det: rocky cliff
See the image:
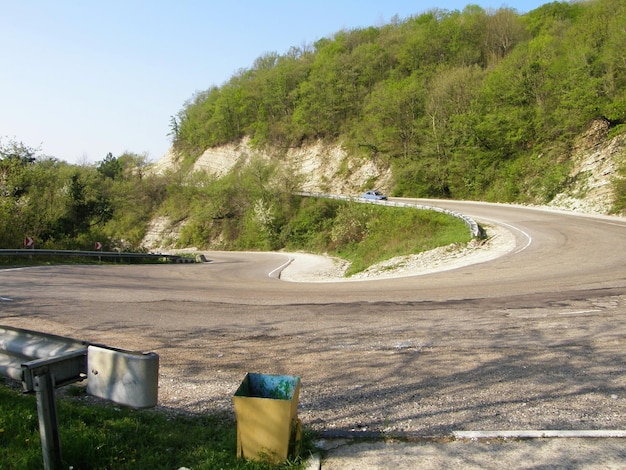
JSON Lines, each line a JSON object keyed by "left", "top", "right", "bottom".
{"left": 151, "top": 136, "right": 393, "bottom": 195}
{"left": 547, "top": 119, "right": 625, "bottom": 214}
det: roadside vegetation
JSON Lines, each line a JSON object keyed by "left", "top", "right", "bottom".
{"left": 0, "top": 143, "right": 166, "bottom": 252}
{"left": 0, "top": 381, "right": 311, "bottom": 469}
{"left": 283, "top": 198, "right": 470, "bottom": 275}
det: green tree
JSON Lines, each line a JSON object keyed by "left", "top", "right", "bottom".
{"left": 0, "top": 138, "right": 38, "bottom": 164}
{"left": 169, "top": 0, "right": 626, "bottom": 205}
{"left": 358, "top": 75, "right": 424, "bottom": 161}
{"left": 97, "top": 152, "right": 123, "bottom": 180}
{"left": 482, "top": 7, "right": 528, "bottom": 66}
{"left": 55, "top": 171, "right": 112, "bottom": 241}
{"left": 0, "top": 139, "right": 41, "bottom": 247}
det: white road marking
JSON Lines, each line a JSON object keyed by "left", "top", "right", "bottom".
{"left": 476, "top": 216, "right": 533, "bottom": 254}
{"left": 558, "top": 309, "right": 601, "bottom": 315}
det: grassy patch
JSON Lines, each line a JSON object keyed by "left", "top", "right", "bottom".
{"left": 281, "top": 198, "right": 473, "bottom": 275}
{"left": 331, "top": 205, "right": 472, "bottom": 276}
{"left": 0, "top": 382, "right": 311, "bottom": 469}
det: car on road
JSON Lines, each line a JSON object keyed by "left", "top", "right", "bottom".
{"left": 361, "top": 190, "right": 387, "bottom": 200}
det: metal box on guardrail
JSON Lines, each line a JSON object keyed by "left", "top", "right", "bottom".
{"left": 87, "top": 344, "right": 159, "bottom": 408}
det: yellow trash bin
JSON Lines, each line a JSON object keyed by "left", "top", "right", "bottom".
{"left": 233, "top": 373, "right": 301, "bottom": 464}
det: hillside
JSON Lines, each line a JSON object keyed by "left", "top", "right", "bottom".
{"left": 141, "top": 117, "right": 623, "bottom": 255}
{"left": 145, "top": 0, "right": 626, "bottom": 254}
{"left": 152, "top": 117, "right": 625, "bottom": 213}
{"left": 547, "top": 118, "right": 626, "bottom": 214}
{"left": 159, "top": 0, "right": 625, "bottom": 213}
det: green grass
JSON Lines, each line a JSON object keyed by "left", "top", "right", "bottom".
{"left": 331, "top": 205, "right": 473, "bottom": 276}
{"left": 282, "top": 198, "right": 475, "bottom": 276}
{"left": 0, "top": 382, "right": 311, "bottom": 470}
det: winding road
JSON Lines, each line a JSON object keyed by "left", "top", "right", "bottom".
{"left": 1, "top": 199, "right": 625, "bottom": 435}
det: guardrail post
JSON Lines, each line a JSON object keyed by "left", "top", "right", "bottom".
{"left": 33, "top": 370, "right": 62, "bottom": 470}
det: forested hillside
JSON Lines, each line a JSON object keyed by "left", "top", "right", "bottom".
{"left": 171, "top": 0, "right": 626, "bottom": 203}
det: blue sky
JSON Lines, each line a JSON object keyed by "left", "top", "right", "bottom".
{"left": 1, "top": 0, "right": 549, "bottom": 165}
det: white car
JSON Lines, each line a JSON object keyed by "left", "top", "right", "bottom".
{"left": 361, "top": 190, "right": 387, "bottom": 200}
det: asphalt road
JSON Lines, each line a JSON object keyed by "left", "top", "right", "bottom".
{"left": 1, "top": 200, "right": 625, "bottom": 437}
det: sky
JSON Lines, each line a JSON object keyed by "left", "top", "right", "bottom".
{"left": 1, "top": 0, "right": 550, "bottom": 165}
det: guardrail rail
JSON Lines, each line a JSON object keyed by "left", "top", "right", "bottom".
{"left": 295, "top": 192, "right": 484, "bottom": 238}
{"left": 0, "top": 325, "right": 159, "bottom": 470}
{"left": 0, "top": 249, "right": 198, "bottom": 263}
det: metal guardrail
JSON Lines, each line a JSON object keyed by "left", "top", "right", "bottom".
{"left": 0, "top": 249, "right": 197, "bottom": 263}
{"left": 0, "top": 326, "right": 89, "bottom": 469}
{"left": 295, "top": 192, "right": 484, "bottom": 238}
{"left": 0, "top": 325, "right": 159, "bottom": 470}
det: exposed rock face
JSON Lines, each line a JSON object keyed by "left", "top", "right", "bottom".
{"left": 141, "top": 216, "right": 185, "bottom": 251}
{"left": 549, "top": 119, "right": 626, "bottom": 214}
{"left": 148, "top": 149, "right": 179, "bottom": 175}
{"left": 151, "top": 137, "right": 393, "bottom": 195}
{"left": 152, "top": 121, "right": 625, "bottom": 214}
{"left": 191, "top": 138, "right": 255, "bottom": 178}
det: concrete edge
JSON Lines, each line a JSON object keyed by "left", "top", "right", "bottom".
{"left": 453, "top": 430, "right": 626, "bottom": 439}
